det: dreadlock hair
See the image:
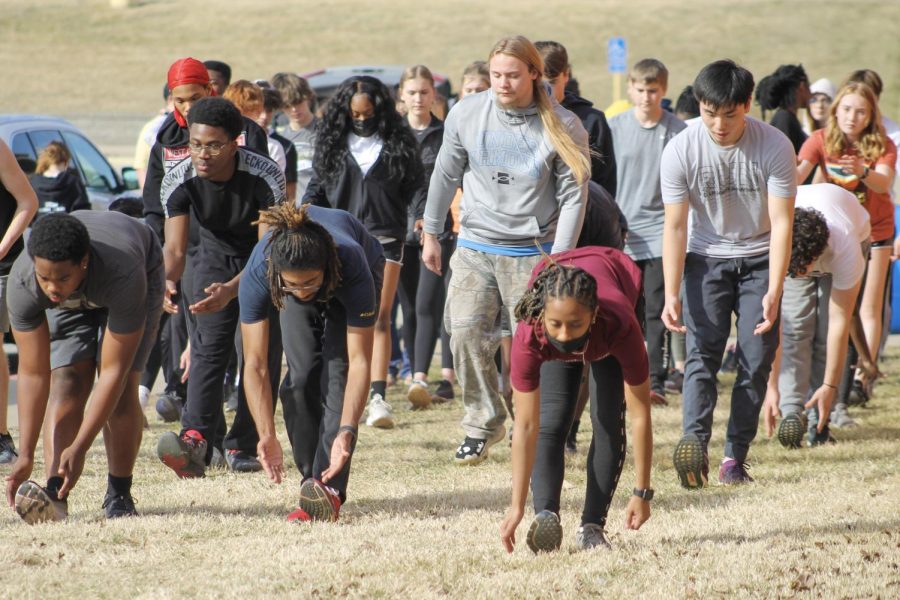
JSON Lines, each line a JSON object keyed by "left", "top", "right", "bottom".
{"left": 788, "top": 207, "right": 830, "bottom": 277}
{"left": 514, "top": 260, "right": 598, "bottom": 325}
{"left": 256, "top": 203, "right": 342, "bottom": 310}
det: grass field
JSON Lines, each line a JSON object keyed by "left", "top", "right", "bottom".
{"left": 1, "top": 349, "right": 899, "bottom": 598}
{"left": 1, "top": 1, "right": 899, "bottom": 597}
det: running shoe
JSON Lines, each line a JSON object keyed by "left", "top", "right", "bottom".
{"left": 210, "top": 446, "right": 226, "bottom": 470}
{"left": 0, "top": 431, "right": 18, "bottom": 464}
{"left": 673, "top": 433, "right": 708, "bottom": 489}
{"left": 15, "top": 480, "right": 68, "bottom": 524}
{"left": 286, "top": 507, "right": 312, "bottom": 523}
{"left": 830, "top": 403, "right": 858, "bottom": 429}
{"left": 155, "top": 391, "right": 184, "bottom": 423}
{"left": 806, "top": 408, "right": 837, "bottom": 447}
{"left": 157, "top": 429, "right": 207, "bottom": 478}
{"left": 454, "top": 425, "right": 507, "bottom": 466}
{"left": 847, "top": 379, "right": 869, "bottom": 407}
{"left": 649, "top": 390, "right": 668, "bottom": 406}
{"left": 407, "top": 379, "right": 432, "bottom": 410}
{"left": 298, "top": 478, "right": 341, "bottom": 522}
{"left": 225, "top": 449, "right": 262, "bottom": 473}
{"left": 575, "top": 523, "right": 611, "bottom": 550}
{"left": 365, "top": 393, "right": 394, "bottom": 428}
{"left": 664, "top": 369, "right": 684, "bottom": 394}
{"left": 718, "top": 458, "right": 753, "bottom": 485}
{"left": 433, "top": 379, "right": 455, "bottom": 403}
{"left": 102, "top": 491, "right": 138, "bottom": 518}
{"left": 525, "top": 510, "right": 562, "bottom": 553}
{"left": 777, "top": 412, "right": 806, "bottom": 448}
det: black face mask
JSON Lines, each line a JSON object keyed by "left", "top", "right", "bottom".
{"left": 546, "top": 330, "right": 590, "bottom": 353}
{"left": 352, "top": 116, "right": 378, "bottom": 137}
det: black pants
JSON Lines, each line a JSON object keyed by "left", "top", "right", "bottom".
{"left": 140, "top": 284, "right": 189, "bottom": 395}
{"left": 531, "top": 357, "right": 627, "bottom": 527}
{"left": 180, "top": 247, "right": 281, "bottom": 460}
{"left": 278, "top": 297, "right": 355, "bottom": 501}
{"left": 635, "top": 257, "right": 667, "bottom": 393}
{"left": 397, "top": 242, "right": 420, "bottom": 368}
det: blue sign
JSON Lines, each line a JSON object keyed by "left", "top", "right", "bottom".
{"left": 607, "top": 37, "right": 627, "bottom": 74}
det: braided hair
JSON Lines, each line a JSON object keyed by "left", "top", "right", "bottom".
{"left": 514, "top": 261, "right": 598, "bottom": 324}
{"left": 256, "top": 203, "right": 341, "bottom": 310}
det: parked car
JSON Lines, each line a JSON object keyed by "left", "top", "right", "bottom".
{"left": 301, "top": 65, "right": 453, "bottom": 106}
{"left": 0, "top": 114, "right": 140, "bottom": 214}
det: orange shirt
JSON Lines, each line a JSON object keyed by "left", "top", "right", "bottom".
{"left": 799, "top": 129, "right": 897, "bottom": 241}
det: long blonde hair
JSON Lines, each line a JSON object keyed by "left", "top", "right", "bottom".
{"left": 824, "top": 82, "right": 886, "bottom": 162}
{"left": 489, "top": 36, "right": 590, "bottom": 184}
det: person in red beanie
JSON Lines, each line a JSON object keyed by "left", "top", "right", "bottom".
{"left": 141, "top": 58, "right": 271, "bottom": 468}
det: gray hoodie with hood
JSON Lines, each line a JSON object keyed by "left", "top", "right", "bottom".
{"left": 423, "top": 88, "right": 589, "bottom": 252}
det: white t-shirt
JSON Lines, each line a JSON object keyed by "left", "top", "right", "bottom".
{"left": 267, "top": 136, "right": 287, "bottom": 174}
{"left": 348, "top": 132, "right": 383, "bottom": 177}
{"left": 661, "top": 116, "right": 797, "bottom": 258}
{"left": 796, "top": 184, "right": 871, "bottom": 290}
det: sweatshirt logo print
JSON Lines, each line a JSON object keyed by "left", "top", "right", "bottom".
{"left": 476, "top": 130, "right": 541, "bottom": 179}
{"left": 493, "top": 172, "right": 515, "bottom": 185}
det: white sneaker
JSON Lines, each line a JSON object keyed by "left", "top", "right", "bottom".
{"left": 407, "top": 379, "right": 432, "bottom": 409}
{"left": 575, "top": 523, "right": 611, "bottom": 550}
{"left": 138, "top": 385, "right": 151, "bottom": 411}
{"left": 15, "top": 481, "right": 68, "bottom": 524}
{"left": 366, "top": 393, "right": 395, "bottom": 428}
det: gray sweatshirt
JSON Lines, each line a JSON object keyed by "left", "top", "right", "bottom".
{"left": 423, "top": 89, "right": 589, "bottom": 252}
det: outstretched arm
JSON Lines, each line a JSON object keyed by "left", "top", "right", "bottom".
{"left": 0, "top": 140, "right": 39, "bottom": 261}
{"left": 241, "top": 319, "right": 283, "bottom": 483}
{"left": 499, "top": 387, "right": 540, "bottom": 553}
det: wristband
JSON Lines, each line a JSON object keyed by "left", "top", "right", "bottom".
{"left": 861, "top": 166, "right": 870, "bottom": 179}
{"left": 338, "top": 425, "right": 358, "bottom": 441}
{"left": 823, "top": 383, "right": 837, "bottom": 390}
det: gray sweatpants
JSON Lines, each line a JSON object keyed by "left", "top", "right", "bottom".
{"left": 777, "top": 275, "right": 831, "bottom": 416}
{"left": 444, "top": 246, "right": 542, "bottom": 439}
{"left": 682, "top": 252, "right": 779, "bottom": 463}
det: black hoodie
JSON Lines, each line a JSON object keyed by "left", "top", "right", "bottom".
{"left": 142, "top": 112, "right": 270, "bottom": 241}
{"left": 405, "top": 115, "right": 449, "bottom": 243}
{"left": 561, "top": 92, "right": 617, "bottom": 197}
{"left": 29, "top": 169, "right": 90, "bottom": 213}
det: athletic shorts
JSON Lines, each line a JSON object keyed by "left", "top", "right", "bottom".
{"left": 0, "top": 275, "right": 10, "bottom": 333}
{"left": 381, "top": 239, "right": 404, "bottom": 264}
{"left": 46, "top": 262, "right": 164, "bottom": 372}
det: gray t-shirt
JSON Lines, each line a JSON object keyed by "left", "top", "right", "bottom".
{"left": 609, "top": 109, "right": 686, "bottom": 260}
{"left": 278, "top": 118, "right": 318, "bottom": 202}
{"left": 660, "top": 116, "right": 797, "bottom": 258}
{"left": 8, "top": 211, "right": 163, "bottom": 334}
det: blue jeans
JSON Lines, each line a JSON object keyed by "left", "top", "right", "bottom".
{"left": 681, "top": 252, "right": 779, "bottom": 462}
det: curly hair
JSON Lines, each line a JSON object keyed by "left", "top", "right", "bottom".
{"left": 514, "top": 260, "right": 598, "bottom": 324}
{"left": 255, "top": 203, "right": 341, "bottom": 310}
{"left": 755, "top": 64, "right": 808, "bottom": 116}
{"left": 313, "top": 75, "right": 421, "bottom": 185}
{"left": 789, "top": 207, "right": 830, "bottom": 277}
{"left": 28, "top": 213, "right": 90, "bottom": 263}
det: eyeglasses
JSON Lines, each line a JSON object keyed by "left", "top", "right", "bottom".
{"left": 188, "top": 142, "right": 229, "bottom": 156}
{"left": 279, "top": 274, "right": 322, "bottom": 294}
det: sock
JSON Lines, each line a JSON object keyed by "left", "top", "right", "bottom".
{"left": 107, "top": 473, "right": 133, "bottom": 497}
{"left": 370, "top": 381, "right": 386, "bottom": 398}
{"left": 46, "top": 476, "right": 64, "bottom": 499}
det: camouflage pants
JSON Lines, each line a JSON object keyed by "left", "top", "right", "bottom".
{"left": 445, "top": 246, "right": 542, "bottom": 438}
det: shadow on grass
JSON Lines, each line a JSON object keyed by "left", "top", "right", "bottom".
{"left": 347, "top": 486, "right": 511, "bottom": 518}
{"left": 664, "top": 516, "right": 900, "bottom": 546}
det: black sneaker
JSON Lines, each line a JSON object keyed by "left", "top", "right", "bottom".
{"left": 433, "top": 379, "right": 455, "bottom": 403}
{"left": 673, "top": 433, "right": 708, "bottom": 489}
{"left": 225, "top": 449, "right": 262, "bottom": 473}
{"left": 526, "top": 510, "right": 562, "bottom": 553}
{"left": 777, "top": 412, "right": 806, "bottom": 448}
{"left": 847, "top": 380, "right": 869, "bottom": 407}
{"left": 664, "top": 369, "right": 684, "bottom": 394}
{"left": 102, "top": 492, "right": 138, "bottom": 518}
{"left": 806, "top": 408, "right": 837, "bottom": 447}
{"left": 454, "top": 425, "right": 507, "bottom": 465}
{"left": 155, "top": 391, "right": 184, "bottom": 422}
{"left": 0, "top": 431, "right": 18, "bottom": 465}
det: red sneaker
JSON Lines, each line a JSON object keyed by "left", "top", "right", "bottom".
{"left": 298, "top": 478, "right": 341, "bottom": 522}
{"left": 286, "top": 507, "right": 312, "bottom": 523}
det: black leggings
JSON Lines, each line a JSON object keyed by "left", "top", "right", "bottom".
{"left": 531, "top": 357, "right": 627, "bottom": 527}
{"left": 396, "top": 238, "right": 455, "bottom": 375}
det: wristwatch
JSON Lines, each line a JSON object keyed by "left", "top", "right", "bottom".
{"left": 861, "top": 165, "right": 870, "bottom": 179}
{"left": 633, "top": 488, "right": 654, "bottom": 501}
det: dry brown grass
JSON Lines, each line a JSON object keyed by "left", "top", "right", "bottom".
{"left": 1, "top": 346, "right": 899, "bottom": 598}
